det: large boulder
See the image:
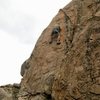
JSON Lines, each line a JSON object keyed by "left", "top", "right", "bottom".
{"left": 19, "top": 0, "right": 100, "bottom": 100}
{"left": 1, "top": 0, "right": 100, "bottom": 100}
{"left": 0, "top": 84, "right": 20, "bottom": 100}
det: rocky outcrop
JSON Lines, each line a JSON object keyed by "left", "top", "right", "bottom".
{"left": 0, "top": 84, "right": 20, "bottom": 100}
{"left": 0, "top": 0, "right": 100, "bottom": 99}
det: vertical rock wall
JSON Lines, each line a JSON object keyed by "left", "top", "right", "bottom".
{"left": 19, "top": 0, "right": 100, "bottom": 100}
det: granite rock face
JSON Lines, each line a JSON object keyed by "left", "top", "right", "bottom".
{"left": 1, "top": 0, "right": 100, "bottom": 100}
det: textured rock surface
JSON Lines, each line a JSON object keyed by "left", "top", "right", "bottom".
{"left": 0, "top": 84, "right": 20, "bottom": 100}
{"left": 0, "top": 0, "right": 100, "bottom": 99}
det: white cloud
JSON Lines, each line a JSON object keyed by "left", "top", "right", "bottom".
{"left": 0, "top": 30, "right": 33, "bottom": 85}
{"left": 0, "top": 5, "right": 34, "bottom": 44}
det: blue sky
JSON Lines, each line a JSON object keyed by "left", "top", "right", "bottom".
{"left": 0, "top": 0, "right": 71, "bottom": 85}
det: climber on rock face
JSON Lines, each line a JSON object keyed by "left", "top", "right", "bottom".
{"left": 49, "top": 26, "right": 61, "bottom": 44}
{"left": 52, "top": 26, "right": 61, "bottom": 35}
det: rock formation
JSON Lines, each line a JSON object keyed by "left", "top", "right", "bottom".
{"left": 0, "top": 0, "right": 100, "bottom": 99}
{"left": 0, "top": 84, "right": 20, "bottom": 100}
